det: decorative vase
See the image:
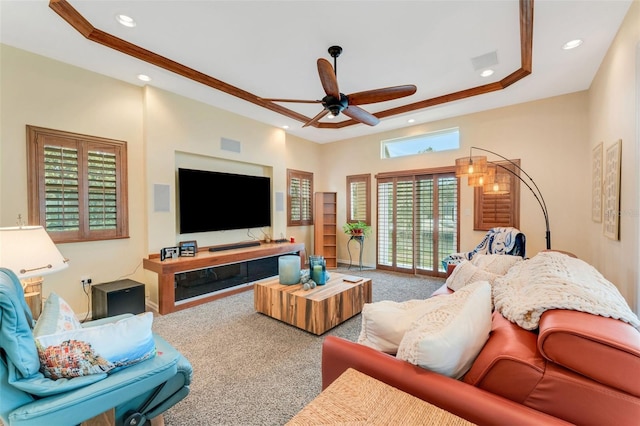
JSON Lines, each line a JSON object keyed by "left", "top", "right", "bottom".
{"left": 309, "top": 255, "right": 327, "bottom": 285}
{"left": 278, "top": 255, "right": 301, "bottom": 285}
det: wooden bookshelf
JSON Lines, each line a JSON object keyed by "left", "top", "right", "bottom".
{"left": 314, "top": 192, "right": 337, "bottom": 268}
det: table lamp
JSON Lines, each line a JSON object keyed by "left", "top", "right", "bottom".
{"left": 0, "top": 225, "right": 69, "bottom": 319}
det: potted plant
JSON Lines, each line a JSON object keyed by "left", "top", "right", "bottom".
{"left": 343, "top": 221, "right": 372, "bottom": 237}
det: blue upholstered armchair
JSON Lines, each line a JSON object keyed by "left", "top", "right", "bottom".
{"left": 441, "top": 227, "right": 526, "bottom": 270}
{"left": 0, "top": 268, "right": 192, "bottom": 426}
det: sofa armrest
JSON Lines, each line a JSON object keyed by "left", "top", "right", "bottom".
{"left": 538, "top": 309, "right": 640, "bottom": 397}
{"left": 322, "top": 336, "right": 571, "bottom": 425}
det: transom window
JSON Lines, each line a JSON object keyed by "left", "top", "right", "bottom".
{"left": 27, "top": 125, "right": 129, "bottom": 243}
{"left": 381, "top": 128, "right": 460, "bottom": 159}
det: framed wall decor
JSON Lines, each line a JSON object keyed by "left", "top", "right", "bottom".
{"left": 603, "top": 139, "right": 622, "bottom": 240}
{"left": 591, "top": 142, "right": 603, "bottom": 223}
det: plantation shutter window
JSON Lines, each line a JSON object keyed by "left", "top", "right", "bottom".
{"left": 43, "top": 144, "right": 80, "bottom": 232}
{"left": 346, "top": 174, "right": 371, "bottom": 225}
{"left": 376, "top": 167, "right": 458, "bottom": 276}
{"left": 287, "top": 169, "right": 314, "bottom": 226}
{"left": 474, "top": 159, "right": 520, "bottom": 230}
{"left": 27, "top": 126, "right": 129, "bottom": 243}
{"left": 377, "top": 179, "right": 394, "bottom": 267}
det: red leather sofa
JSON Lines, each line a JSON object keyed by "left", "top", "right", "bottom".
{"left": 322, "top": 274, "right": 640, "bottom": 425}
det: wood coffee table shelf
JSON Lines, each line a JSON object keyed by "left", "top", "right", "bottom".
{"left": 254, "top": 273, "right": 372, "bottom": 335}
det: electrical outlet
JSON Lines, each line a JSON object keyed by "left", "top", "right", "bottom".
{"left": 80, "top": 276, "right": 92, "bottom": 287}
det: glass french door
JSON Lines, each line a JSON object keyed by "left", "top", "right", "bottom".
{"left": 377, "top": 172, "right": 458, "bottom": 276}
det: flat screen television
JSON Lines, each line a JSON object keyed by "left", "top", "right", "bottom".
{"left": 178, "top": 168, "right": 271, "bottom": 234}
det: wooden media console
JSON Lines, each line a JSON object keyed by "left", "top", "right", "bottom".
{"left": 143, "top": 242, "right": 305, "bottom": 314}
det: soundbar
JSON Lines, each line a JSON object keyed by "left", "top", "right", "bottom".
{"left": 208, "top": 241, "right": 261, "bottom": 252}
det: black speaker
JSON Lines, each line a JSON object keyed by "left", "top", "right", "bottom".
{"left": 92, "top": 279, "right": 145, "bottom": 319}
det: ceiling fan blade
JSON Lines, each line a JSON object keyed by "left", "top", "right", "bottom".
{"left": 317, "top": 58, "right": 340, "bottom": 99}
{"left": 347, "top": 85, "right": 417, "bottom": 105}
{"left": 259, "top": 98, "right": 322, "bottom": 104}
{"left": 302, "top": 109, "right": 330, "bottom": 128}
{"left": 342, "top": 105, "right": 380, "bottom": 126}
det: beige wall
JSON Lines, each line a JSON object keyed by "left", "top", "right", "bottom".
{"left": 2, "top": 0, "right": 639, "bottom": 316}
{"left": 318, "top": 92, "right": 590, "bottom": 268}
{"left": 587, "top": 0, "right": 640, "bottom": 312}
{"left": 0, "top": 45, "right": 147, "bottom": 313}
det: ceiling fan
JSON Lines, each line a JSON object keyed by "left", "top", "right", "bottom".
{"left": 262, "top": 46, "right": 417, "bottom": 127}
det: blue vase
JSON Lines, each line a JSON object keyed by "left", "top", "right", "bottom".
{"left": 309, "top": 255, "right": 327, "bottom": 285}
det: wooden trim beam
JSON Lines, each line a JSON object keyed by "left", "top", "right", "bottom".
{"left": 49, "top": 0, "right": 534, "bottom": 130}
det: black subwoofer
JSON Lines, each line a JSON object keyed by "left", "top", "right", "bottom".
{"left": 92, "top": 279, "right": 145, "bottom": 319}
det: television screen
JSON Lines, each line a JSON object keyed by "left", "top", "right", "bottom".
{"left": 178, "top": 168, "right": 271, "bottom": 234}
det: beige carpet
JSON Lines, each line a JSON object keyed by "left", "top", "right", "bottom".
{"left": 152, "top": 267, "right": 444, "bottom": 425}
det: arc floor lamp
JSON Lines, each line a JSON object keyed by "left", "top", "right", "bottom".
{"left": 455, "top": 146, "right": 551, "bottom": 250}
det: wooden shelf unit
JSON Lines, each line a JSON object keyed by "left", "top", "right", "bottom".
{"left": 143, "top": 242, "right": 305, "bottom": 314}
{"left": 314, "top": 192, "right": 337, "bottom": 268}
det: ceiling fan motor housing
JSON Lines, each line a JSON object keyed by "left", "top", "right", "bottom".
{"left": 322, "top": 93, "right": 348, "bottom": 116}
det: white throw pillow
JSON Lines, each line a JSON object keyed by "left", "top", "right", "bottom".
{"left": 33, "top": 293, "right": 82, "bottom": 337}
{"left": 445, "top": 260, "right": 499, "bottom": 292}
{"left": 471, "top": 254, "right": 523, "bottom": 275}
{"left": 357, "top": 297, "right": 452, "bottom": 354}
{"left": 35, "top": 312, "right": 156, "bottom": 379}
{"left": 396, "top": 281, "right": 492, "bottom": 379}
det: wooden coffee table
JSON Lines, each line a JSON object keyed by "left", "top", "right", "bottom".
{"left": 254, "top": 272, "right": 372, "bottom": 335}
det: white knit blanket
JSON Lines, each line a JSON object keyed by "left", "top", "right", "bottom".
{"left": 493, "top": 251, "right": 640, "bottom": 330}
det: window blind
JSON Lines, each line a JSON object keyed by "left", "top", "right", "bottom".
{"left": 43, "top": 145, "right": 80, "bottom": 231}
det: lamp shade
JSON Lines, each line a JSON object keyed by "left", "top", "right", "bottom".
{"left": 455, "top": 155, "right": 487, "bottom": 177}
{"left": 0, "top": 226, "right": 68, "bottom": 279}
{"left": 483, "top": 172, "right": 511, "bottom": 195}
{"left": 467, "top": 165, "right": 496, "bottom": 187}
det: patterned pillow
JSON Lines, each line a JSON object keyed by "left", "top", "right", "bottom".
{"left": 33, "top": 293, "right": 82, "bottom": 337}
{"left": 35, "top": 312, "right": 156, "bottom": 379}
{"left": 396, "top": 281, "right": 492, "bottom": 379}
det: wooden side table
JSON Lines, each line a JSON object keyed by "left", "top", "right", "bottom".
{"left": 287, "top": 368, "right": 475, "bottom": 425}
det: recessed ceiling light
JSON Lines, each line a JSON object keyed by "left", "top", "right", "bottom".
{"left": 407, "top": 119, "right": 415, "bottom": 123}
{"left": 116, "top": 14, "right": 136, "bottom": 28}
{"left": 137, "top": 74, "right": 151, "bottom": 82}
{"left": 562, "top": 39, "right": 583, "bottom": 50}
{"left": 480, "top": 69, "right": 495, "bottom": 78}
{"left": 282, "top": 125, "right": 289, "bottom": 129}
